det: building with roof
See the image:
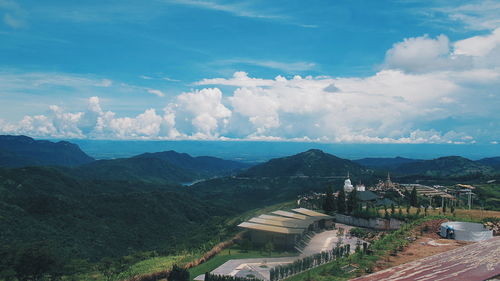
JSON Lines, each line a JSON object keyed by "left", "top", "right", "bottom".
{"left": 237, "top": 208, "right": 333, "bottom": 250}
{"left": 401, "top": 184, "right": 455, "bottom": 200}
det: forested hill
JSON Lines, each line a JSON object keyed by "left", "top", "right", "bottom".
{"left": 393, "top": 156, "right": 495, "bottom": 177}
{"left": 477, "top": 156, "right": 500, "bottom": 169}
{"left": 239, "top": 149, "right": 372, "bottom": 178}
{"left": 133, "top": 150, "right": 251, "bottom": 177}
{"left": 0, "top": 135, "right": 94, "bottom": 167}
{"left": 353, "top": 157, "right": 421, "bottom": 169}
{"left": 0, "top": 166, "right": 235, "bottom": 262}
{"left": 0, "top": 135, "right": 251, "bottom": 184}
{"left": 66, "top": 157, "right": 199, "bottom": 184}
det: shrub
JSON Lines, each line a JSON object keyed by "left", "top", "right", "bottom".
{"left": 349, "top": 228, "right": 369, "bottom": 239}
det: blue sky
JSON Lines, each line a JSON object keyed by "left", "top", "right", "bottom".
{"left": 1, "top": 0, "right": 500, "bottom": 144}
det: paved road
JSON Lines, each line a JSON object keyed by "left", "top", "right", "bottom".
{"left": 195, "top": 223, "right": 366, "bottom": 281}
{"left": 350, "top": 236, "right": 500, "bottom": 281}
{"left": 300, "top": 225, "right": 364, "bottom": 257}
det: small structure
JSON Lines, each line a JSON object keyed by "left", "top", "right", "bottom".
{"left": 238, "top": 208, "right": 333, "bottom": 250}
{"left": 439, "top": 221, "right": 493, "bottom": 242}
{"left": 344, "top": 172, "right": 354, "bottom": 192}
{"left": 402, "top": 184, "right": 455, "bottom": 200}
{"left": 355, "top": 184, "right": 366, "bottom": 192}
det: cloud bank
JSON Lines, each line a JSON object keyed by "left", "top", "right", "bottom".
{"left": 1, "top": 28, "right": 500, "bottom": 143}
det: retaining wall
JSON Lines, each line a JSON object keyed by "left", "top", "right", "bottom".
{"left": 335, "top": 214, "right": 402, "bottom": 230}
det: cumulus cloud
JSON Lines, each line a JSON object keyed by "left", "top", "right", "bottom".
{"left": 1, "top": 28, "right": 500, "bottom": 143}
{"left": 173, "top": 88, "right": 231, "bottom": 138}
{"left": 454, "top": 27, "right": 500, "bottom": 57}
{"left": 385, "top": 34, "right": 451, "bottom": 73}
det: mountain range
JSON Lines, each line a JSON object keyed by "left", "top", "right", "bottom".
{"left": 0, "top": 135, "right": 250, "bottom": 184}
{"left": 354, "top": 155, "right": 499, "bottom": 177}
{"left": 0, "top": 135, "right": 94, "bottom": 167}
{"left": 0, "top": 134, "right": 499, "bottom": 268}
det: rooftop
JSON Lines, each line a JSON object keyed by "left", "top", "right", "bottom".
{"left": 238, "top": 208, "right": 332, "bottom": 235}
{"left": 237, "top": 222, "right": 304, "bottom": 234}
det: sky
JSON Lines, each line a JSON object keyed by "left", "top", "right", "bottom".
{"left": 1, "top": 0, "right": 500, "bottom": 144}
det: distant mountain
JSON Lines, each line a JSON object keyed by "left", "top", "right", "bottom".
{"left": 240, "top": 149, "right": 371, "bottom": 178}
{"left": 68, "top": 157, "right": 198, "bottom": 184}
{"left": 353, "top": 156, "right": 421, "bottom": 169}
{"left": 394, "top": 156, "right": 494, "bottom": 177}
{"left": 477, "top": 157, "right": 500, "bottom": 169}
{"left": 133, "top": 150, "right": 250, "bottom": 177}
{"left": 0, "top": 135, "right": 94, "bottom": 167}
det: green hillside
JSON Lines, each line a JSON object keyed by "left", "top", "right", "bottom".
{"left": 393, "top": 156, "right": 494, "bottom": 177}
{"left": 0, "top": 166, "right": 235, "bottom": 263}
{"left": 66, "top": 157, "right": 199, "bottom": 184}
{"left": 353, "top": 156, "right": 421, "bottom": 169}
{"left": 134, "top": 150, "right": 250, "bottom": 177}
{"left": 477, "top": 156, "right": 500, "bottom": 169}
{"left": 240, "top": 149, "right": 372, "bottom": 178}
{"left": 0, "top": 135, "right": 94, "bottom": 167}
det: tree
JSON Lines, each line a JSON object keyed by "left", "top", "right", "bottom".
{"left": 442, "top": 199, "right": 447, "bottom": 214}
{"left": 13, "top": 243, "right": 62, "bottom": 281}
{"left": 0, "top": 245, "right": 16, "bottom": 281}
{"left": 323, "top": 184, "right": 336, "bottom": 214}
{"left": 390, "top": 203, "right": 396, "bottom": 216}
{"left": 337, "top": 189, "right": 346, "bottom": 214}
{"left": 97, "top": 258, "right": 120, "bottom": 281}
{"left": 264, "top": 241, "right": 274, "bottom": 256}
{"left": 346, "top": 188, "right": 358, "bottom": 214}
{"left": 404, "top": 189, "right": 411, "bottom": 205}
{"left": 169, "top": 265, "right": 189, "bottom": 281}
{"left": 410, "top": 187, "right": 418, "bottom": 207}
{"left": 240, "top": 239, "right": 252, "bottom": 252}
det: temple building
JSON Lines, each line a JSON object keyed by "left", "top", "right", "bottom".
{"left": 344, "top": 172, "right": 366, "bottom": 192}
{"left": 344, "top": 172, "right": 354, "bottom": 192}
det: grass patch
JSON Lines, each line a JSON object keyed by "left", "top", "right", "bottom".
{"left": 188, "top": 248, "right": 295, "bottom": 281}
{"left": 116, "top": 255, "right": 194, "bottom": 280}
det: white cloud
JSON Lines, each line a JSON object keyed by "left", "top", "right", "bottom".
{"left": 384, "top": 34, "right": 451, "bottom": 73}
{"left": 168, "top": 0, "right": 284, "bottom": 20}
{"left": 220, "top": 59, "right": 316, "bottom": 72}
{"left": 196, "top": 71, "right": 276, "bottom": 87}
{"left": 146, "top": 89, "right": 165, "bottom": 97}
{"left": 432, "top": 0, "right": 500, "bottom": 31}
{"left": 173, "top": 88, "right": 231, "bottom": 138}
{"left": 165, "top": 0, "right": 316, "bottom": 28}
{"left": 1, "top": 29, "right": 500, "bottom": 143}
{"left": 0, "top": 0, "right": 27, "bottom": 29}
{"left": 454, "top": 27, "right": 500, "bottom": 56}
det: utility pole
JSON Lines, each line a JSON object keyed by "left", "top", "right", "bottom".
{"left": 468, "top": 190, "right": 472, "bottom": 210}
